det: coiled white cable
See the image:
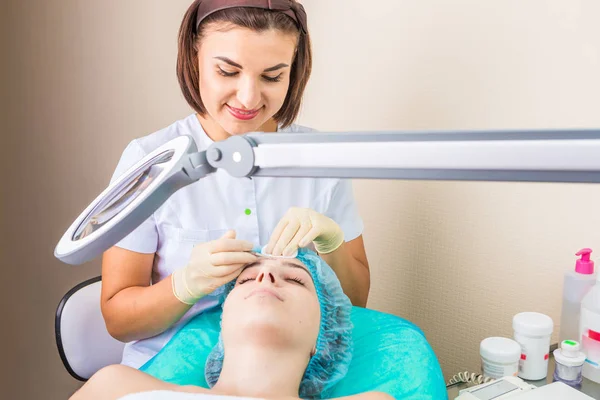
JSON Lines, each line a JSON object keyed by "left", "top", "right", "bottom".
{"left": 446, "top": 371, "right": 495, "bottom": 387}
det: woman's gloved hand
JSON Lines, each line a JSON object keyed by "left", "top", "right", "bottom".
{"left": 265, "top": 207, "right": 344, "bottom": 257}
{"left": 172, "top": 230, "right": 257, "bottom": 305}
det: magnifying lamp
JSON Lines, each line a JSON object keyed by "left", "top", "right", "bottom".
{"left": 55, "top": 129, "right": 600, "bottom": 265}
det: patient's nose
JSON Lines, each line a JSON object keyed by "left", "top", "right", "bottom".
{"left": 256, "top": 270, "right": 275, "bottom": 284}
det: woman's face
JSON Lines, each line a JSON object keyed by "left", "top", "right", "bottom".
{"left": 197, "top": 24, "right": 298, "bottom": 137}
{"left": 222, "top": 257, "right": 321, "bottom": 355}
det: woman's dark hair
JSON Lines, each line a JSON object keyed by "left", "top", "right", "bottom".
{"left": 177, "top": 1, "right": 312, "bottom": 128}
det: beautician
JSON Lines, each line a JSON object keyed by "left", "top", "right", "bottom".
{"left": 100, "top": 0, "right": 370, "bottom": 369}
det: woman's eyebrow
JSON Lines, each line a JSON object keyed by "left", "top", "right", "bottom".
{"left": 280, "top": 262, "right": 313, "bottom": 281}
{"left": 280, "top": 261, "right": 309, "bottom": 273}
{"left": 241, "top": 261, "right": 311, "bottom": 277}
{"left": 263, "top": 63, "right": 289, "bottom": 72}
{"left": 214, "top": 56, "right": 242, "bottom": 69}
{"left": 214, "top": 57, "right": 289, "bottom": 72}
{"left": 242, "top": 261, "right": 261, "bottom": 271}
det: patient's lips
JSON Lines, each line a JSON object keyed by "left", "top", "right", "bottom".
{"left": 247, "top": 287, "right": 283, "bottom": 301}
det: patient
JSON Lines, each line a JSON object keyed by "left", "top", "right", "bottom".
{"left": 71, "top": 249, "right": 392, "bottom": 400}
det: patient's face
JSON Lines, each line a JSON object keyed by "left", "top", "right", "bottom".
{"left": 221, "top": 257, "right": 321, "bottom": 355}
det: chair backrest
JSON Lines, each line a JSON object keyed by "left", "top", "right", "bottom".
{"left": 55, "top": 276, "right": 125, "bottom": 380}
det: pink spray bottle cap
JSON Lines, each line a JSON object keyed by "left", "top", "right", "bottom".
{"left": 575, "top": 248, "right": 594, "bottom": 274}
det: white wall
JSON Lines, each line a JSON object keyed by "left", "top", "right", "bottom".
{"left": 301, "top": 0, "right": 600, "bottom": 379}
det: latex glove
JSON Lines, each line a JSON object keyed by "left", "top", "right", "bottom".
{"left": 172, "top": 230, "right": 257, "bottom": 305}
{"left": 265, "top": 207, "right": 344, "bottom": 257}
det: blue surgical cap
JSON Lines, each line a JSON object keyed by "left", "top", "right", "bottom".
{"left": 204, "top": 247, "right": 353, "bottom": 399}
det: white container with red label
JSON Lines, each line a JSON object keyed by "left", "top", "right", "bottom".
{"left": 513, "top": 312, "right": 553, "bottom": 380}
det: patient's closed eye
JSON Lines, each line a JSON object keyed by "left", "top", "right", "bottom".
{"left": 236, "top": 272, "right": 306, "bottom": 286}
{"left": 237, "top": 276, "right": 255, "bottom": 285}
{"left": 286, "top": 277, "right": 305, "bottom": 286}
{"left": 237, "top": 271, "right": 257, "bottom": 284}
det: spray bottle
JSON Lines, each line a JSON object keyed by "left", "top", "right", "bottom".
{"left": 559, "top": 248, "right": 596, "bottom": 343}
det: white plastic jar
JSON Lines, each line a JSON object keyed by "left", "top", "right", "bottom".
{"left": 513, "top": 312, "right": 554, "bottom": 380}
{"left": 480, "top": 337, "right": 521, "bottom": 379}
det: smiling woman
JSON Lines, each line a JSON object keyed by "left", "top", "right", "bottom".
{"left": 100, "top": 0, "right": 369, "bottom": 371}
{"left": 213, "top": 54, "right": 291, "bottom": 122}
{"left": 193, "top": 27, "right": 299, "bottom": 139}
{"left": 178, "top": 1, "right": 311, "bottom": 140}
{"left": 71, "top": 250, "right": 391, "bottom": 400}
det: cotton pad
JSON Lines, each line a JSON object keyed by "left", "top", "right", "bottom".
{"left": 255, "top": 244, "right": 298, "bottom": 259}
